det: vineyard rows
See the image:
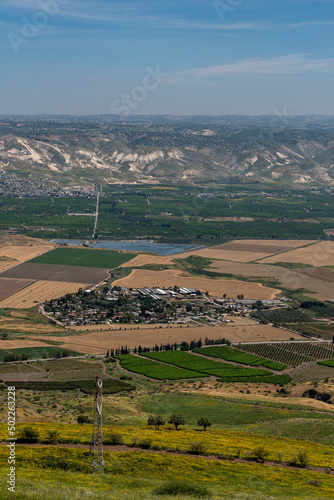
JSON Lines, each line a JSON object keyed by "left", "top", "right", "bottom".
{"left": 236, "top": 342, "right": 334, "bottom": 367}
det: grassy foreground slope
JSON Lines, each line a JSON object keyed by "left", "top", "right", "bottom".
{"left": 1, "top": 450, "right": 334, "bottom": 500}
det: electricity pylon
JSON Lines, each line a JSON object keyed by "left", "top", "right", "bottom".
{"left": 90, "top": 375, "right": 104, "bottom": 473}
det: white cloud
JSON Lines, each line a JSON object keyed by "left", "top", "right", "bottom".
{"left": 178, "top": 55, "right": 334, "bottom": 77}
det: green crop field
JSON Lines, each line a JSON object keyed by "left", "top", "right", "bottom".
{"left": 28, "top": 247, "right": 136, "bottom": 269}
{"left": 140, "top": 351, "right": 288, "bottom": 382}
{"left": 2, "top": 378, "right": 134, "bottom": 393}
{"left": 194, "top": 346, "right": 287, "bottom": 371}
{"left": 116, "top": 354, "right": 206, "bottom": 380}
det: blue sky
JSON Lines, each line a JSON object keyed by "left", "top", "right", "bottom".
{"left": 1, "top": 0, "right": 334, "bottom": 115}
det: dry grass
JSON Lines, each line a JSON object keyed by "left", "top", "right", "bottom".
{"left": 33, "top": 323, "right": 304, "bottom": 353}
{"left": 0, "top": 245, "right": 54, "bottom": 262}
{"left": 112, "top": 268, "right": 280, "bottom": 299}
{"left": 173, "top": 240, "right": 317, "bottom": 262}
{"left": 119, "top": 254, "right": 174, "bottom": 267}
{"left": 0, "top": 280, "right": 90, "bottom": 308}
{"left": 259, "top": 241, "right": 334, "bottom": 266}
{"left": 207, "top": 260, "right": 334, "bottom": 301}
{"left": 0, "top": 257, "right": 18, "bottom": 273}
{"left": 0, "top": 339, "right": 56, "bottom": 350}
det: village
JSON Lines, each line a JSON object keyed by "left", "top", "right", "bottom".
{"left": 43, "top": 284, "right": 288, "bottom": 328}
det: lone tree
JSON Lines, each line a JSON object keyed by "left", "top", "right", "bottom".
{"left": 77, "top": 415, "right": 89, "bottom": 426}
{"left": 168, "top": 414, "right": 185, "bottom": 430}
{"left": 147, "top": 415, "right": 165, "bottom": 430}
{"left": 197, "top": 417, "right": 212, "bottom": 431}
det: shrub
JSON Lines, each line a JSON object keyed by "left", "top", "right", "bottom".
{"left": 104, "top": 432, "right": 124, "bottom": 446}
{"left": 308, "top": 479, "right": 322, "bottom": 488}
{"left": 153, "top": 480, "right": 212, "bottom": 497}
{"left": 250, "top": 446, "right": 270, "bottom": 462}
{"left": 290, "top": 450, "right": 309, "bottom": 468}
{"left": 18, "top": 426, "right": 39, "bottom": 443}
{"left": 188, "top": 442, "right": 208, "bottom": 456}
{"left": 138, "top": 438, "right": 152, "bottom": 450}
{"left": 45, "top": 430, "right": 60, "bottom": 444}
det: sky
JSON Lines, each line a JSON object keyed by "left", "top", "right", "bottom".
{"left": 1, "top": 0, "right": 334, "bottom": 115}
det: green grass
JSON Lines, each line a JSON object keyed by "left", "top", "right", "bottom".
{"left": 116, "top": 354, "right": 206, "bottom": 380}
{"left": 141, "top": 394, "right": 334, "bottom": 429}
{"left": 193, "top": 346, "right": 287, "bottom": 371}
{"left": 318, "top": 359, "right": 334, "bottom": 367}
{"left": 28, "top": 247, "right": 136, "bottom": 269}
{"left": 248, "top": 418, "right": 334, "bottom": 446}
{"left": 142, "top": 351, "right": 274, "bottom": 380}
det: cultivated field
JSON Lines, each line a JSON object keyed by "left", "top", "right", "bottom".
{"left": 0, "top": 280, "right": 90, "bottom": 308}
{"left": 33, "top": 323, "right": 304, "bottom": 354}
{"left": 0, "top": 257, "right": 18, "bottom": 273}
{"left": 0, "top": 262, "right": 109, "bottom": 283}
{"left": 0, "top": 244, "right": 54, "bottom": 262}
{"left": 119, "top": 254, "right": 174, "bottom": 267}
{"left": 0, "top": 308, "right": 64, "bottom": 334}
{"left": 0, "top": 277, "right": 35, "bottom": 301}
{"left": 259, "top": 241, "right": 334, "bottom": 266}
{"left": 173, "top": 239, "right": 317, "bottom": 263}
{"left": 207, "top": 260, "right": 334, "bottom": 301}
{"left": 29, "top": 247, "right": 136, "bottom": 268}
{"left": 112, "top": 268, "right": 280, "bottom": 299}
{"left": 0, "top": 339, "right": 56, "bottom": 350}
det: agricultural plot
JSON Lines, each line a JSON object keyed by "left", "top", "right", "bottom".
{"left": 194, "top": 346, "right": 287, "bottom": 371}
{"left": 119, "top": 254, "right": 174, "bottom": 267}
{"left": 35, "top": 323, "right": 305, "bottom": 355}
{"left": 141, "top": 351, "right": 285, "bottom": 382}
{"left": 0, "top": 244, "right": 54, "bottom": 262}
{"left": 318, "top": 359, "right": 334, "bottom": 368}
{"left": 29, "top": 247, "right": 136, "bottom": 269}
{"left": 0, "top": 262, "right": 105, "bottom": 283}
{"left": 0, "top": 280, "right": 90, "bottom": 308}
{"left": 0, "top": 258, "right": 17, "bottom": 273}
{"left": 259, "top": 241, "right": 334, "bottom": 266}
{"left": 116, "top": 354, "right": 205, "bottom": 380}
{"left": 0, "top": 277, "right": 35, "bottom": 301}
{"left": 112, "top": 268, "right": 280, "bottom": 299}
{"left": 2, "top": 379, "right": 134, "bottom": 394}
{"left": 237, "top": 342, "right": 334, "bottom": 367}
{"left": 207, "top": 260, "right": 334, "bottom": 301}
{"left": 3, "top": 346, "right": 82, "bottom": 360}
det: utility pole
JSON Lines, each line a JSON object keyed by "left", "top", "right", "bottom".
{"left": 90, "top": 375, "right": 104, "bottom": 473}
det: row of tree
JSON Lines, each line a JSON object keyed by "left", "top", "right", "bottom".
{"left": 148, "top": 414, "right": 212, "bottom": 431}
{"left": 106, "top": 337, "right": 232, "bottom": 357}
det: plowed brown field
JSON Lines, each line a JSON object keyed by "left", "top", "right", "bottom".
{"left": 0, "top": 278, "right": 35, "bottom": 301}
{"left": 0, "top": 280, "right": 90, "bottom": 308}
{"left": 112, "top": 268, "right": 280, "bottom": 299}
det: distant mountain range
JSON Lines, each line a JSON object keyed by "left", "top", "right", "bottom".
{"left": 0, "top": 116, "right": 333, "bottom": 187}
